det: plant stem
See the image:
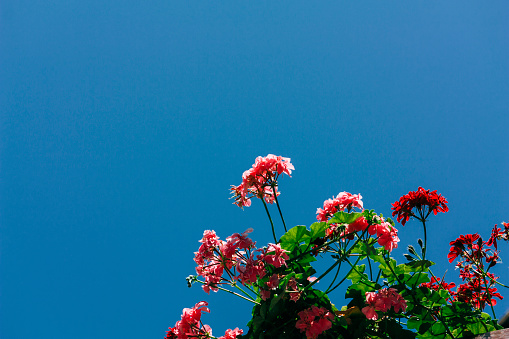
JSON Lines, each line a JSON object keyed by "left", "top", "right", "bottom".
{"left": 262, "top": 199, "right": 277, "bottom": 243}
{"left": 272, "top": 184, "right": 287, "bottom": 233}
{"left": 194, "top": 280, "right": 260, "bottom": 305}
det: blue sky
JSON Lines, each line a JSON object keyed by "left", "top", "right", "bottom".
{"left": 1, "top": 1, "right": 508, "bottom": 338}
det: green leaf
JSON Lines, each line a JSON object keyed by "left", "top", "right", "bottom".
{"left": 407, "top": 260, "right": 435, "bottom": 271}
{"left": 407, "top": 272, "right": 430, "bottom": 286}
{"left": 280, "top": 226, "right": 311, "bottom": 251}
{"left": 407, "top": 317, "right": 422, "bottom": 330}
{"left": 309, "top": 222, "right": 327, "bottom": 240}
{"left": 328, "top": 211, "right": 362, "bottom": 225}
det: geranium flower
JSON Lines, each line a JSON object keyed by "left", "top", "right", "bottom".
{"left": 362, "top": 288, "right": 407, "bottom": 321}
{"left": 263, "top": 243, "right": 290, "bottom": 268}
{"left": 316, "top": 192, "right": 363, "bottom": 222}
{"left": 295, "top": 305, "right": 335, "bottom": 339}
{"left": 230, "top": 154, "right": 294, "bottom": 208}
{"left": 218, "top": 328, "right": 243, "bottom": 339}
{"left": 391, "top": 187, "right": 448, "bottom": 226}
{"left": 166, "top": 301, "right": 212, "bottom": 339}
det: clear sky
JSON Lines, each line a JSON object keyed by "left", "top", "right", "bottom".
{"left": 1, "top": 1, "right": 508, "bottom": 339}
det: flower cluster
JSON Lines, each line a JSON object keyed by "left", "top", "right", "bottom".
{"left": 316, "top": 192, "right": 363, "bottom": 222}
{"left": 165, "top": 301, "right": 243, "bottom": 339}
{"left": 230, "top": 154, "right": 294, "bottom": 208}
{"left": 317, "top": 200, "right": 400, "bottom": 253}
{"left": 194, "top": 229, "right": 290, "bottom": 293}
{"left": 295, "top": 305, "right": 335, "bottom": 339}
{"left": 391, "top": 187, "right": 448, "bottom": 226}
{"left": 420, "top": 277, "right": 456, "bottom": 300}
{"left": 447, "top": 223, "right": 509, "bottom": 310}
{"left": 165, "top": 301, "right": 212, "bottom": 339}
{"left": 362, "top": 288, "right": 408, "bottom": 321}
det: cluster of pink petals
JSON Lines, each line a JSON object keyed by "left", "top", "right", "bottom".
{"left": 263, "top": 243, "right": 290, "bottom": 268}
{"left": 230, "top": 154, "right": 294, "bottom": 208}
{"left": 165, "top": 301, "right": 212, "bottom": 339}
{"left": 287, "top": 277, "right": 303, "bottom": 302}
{"left": 194, "top": 229, "right": 258, "bottom": 293}
{"left": 194, "top": 230, "right": 291, "bottom": 294}
{"left": 316, "top": 192, "right": 363, "bottom": 222}
{"left": 218, "top": 328, "right": 243, "bottom": 339}
{"left": 362, "top": 288, "right": 408, "bottom": 321}
{"left": 295, "top": 305, "right": 335, "bottom": 339}
{"left": 369, "top": 220, "right": 400, "bottom": 252}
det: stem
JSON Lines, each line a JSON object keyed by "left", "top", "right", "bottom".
{"left": 272, "top": 184, "right": 287, "bottom": 233}
{"left": 262, "top": 199, "right": 277, "bottom": 243}
{"left": 326, "top": 256, "right": 364, "bottom": 294}
{"left": 194, "top": 280, "right": 260, "bottom": 305}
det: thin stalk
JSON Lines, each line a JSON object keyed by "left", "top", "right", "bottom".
{"left": 326, "top": 256, "right": 363, "bottom": 294}
{"left": 194, "top": 280, "right": 260, "bottom": 305}
{"left": 272, "top": 184, "right": 287, "bottom": 233}
{"left": 262, "top": 199, "right": 277, "bottom": 243}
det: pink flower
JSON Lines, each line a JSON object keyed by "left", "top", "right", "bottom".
{"left": 295, "top": 305, "right": 335, "bottom": 339}
{"left": 235, "top": 252, "right": 266, "bottom": 285}
{"left": 230, "top": 154, "right": 294, "bottom": 208}
{"left": 166, "top": 301, "right": 212, "bottom": 339}
{"left": 218, "top": 328, "right": 243, "bottom": 339}
{"left": 362, "top": 288, "right": 407, "bottom": 321}
{"left": 374, "top": 221, "right": 400, "bottom": 252}
{"left": 316, "top": 192, "right": 363, "bottom": 222}
{"left": 226, "top": 228, "right": 256, "bottom": 250}
{"left": 263, "top": 243, "right": 290, "bottom": 268}
{"left": 287, "top": 277, "right": 302, "bottom": 302}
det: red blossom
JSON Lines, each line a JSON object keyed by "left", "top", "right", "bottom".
{"left": 420, "top": 277, "right": 456, "bottom": 298}
{"left": 391, "top": 187, "right": 448, "bottom": 226}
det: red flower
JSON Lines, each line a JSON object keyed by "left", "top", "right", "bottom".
{"left": 420, "top": 277, "right": 456, "bottom": 297}
{"left": 391, "top": 187, "right": 448, "bottom": 226}
{"left": 447, "top": 234, "right": 480, "bottom": 263}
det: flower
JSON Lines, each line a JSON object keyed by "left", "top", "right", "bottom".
{"left": 420, "top": 277, "right": 456, "bottom": 297}
{"left": 373, "top": 221, "right": 400, "bottom": 252}
{"left": 166, "top": 301, "right": 212, "bottom": 339}
{"left": 362, "top": 288, "right": 408, "bottom": 321}
{"left": 447, "top": 234, "right": 480, "bottom": 263}
{"left": 218, "top": 328, "right": 243, "bottom": 339}
{"left": 316, "top": 192, "right": 363, "bottom": 222}
{"left": 295, "top": 305, "right": 335, "bottom": 339}
{"left": 391, "top": 187, "right": 448, "bottom": 226}
{"left": 230, "top": 154, "right": 294, "bottom": 208}
{"left": 263, "top": 243, "right": 290, "bottom": 268}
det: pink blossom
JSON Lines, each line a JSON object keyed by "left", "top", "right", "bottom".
{"left": 226, "top": 228, "right": 256, "bottom": 250}
{"left": 287, "top": 277, "right": 302, "bottom": 302}
{"left": 260, "top": 289, "right": 271, "bottom": 301}
{"left": 166, "top": 301, "right": 212, "bottom": 339}
{"left": 230, "top": 154, "right": 294, "bottom": 208}
{"left": 218, "top": 328, "right": 243, "bottom": 339}
{"left": 374, "top": 222, "right": 400, "bottom": 252}
{"left": 263, "top": 243, "right": 290, "bottom": 268}
{"left": 362, "top": 288, "right": 407, "bottom": 321}
{"left": 295, "top": 305, "right": 335, "bottom": 339}
{"left": 316, "top": 192, "right": 363, "bottom": 222}
{"left": 235, "top": 252, "right": 266, "bottom": 285}
{"left": 266, "top": 274, "right": 280, "bottom": 289}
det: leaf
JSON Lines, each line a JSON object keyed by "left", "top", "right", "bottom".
{"left": 407, "top": 272, "right": 430, "bottom": 286}
{"left": 309, "top": 222, "right": 327, "bottom": 240}
{"left": 328, "top": 211, "right": 362, "bottom": 225}
{"left": 407, "top": 260, "right": 435, "bottom": 272}
{"left": 280, "top": 226, "right": 311, "bottom": 251}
